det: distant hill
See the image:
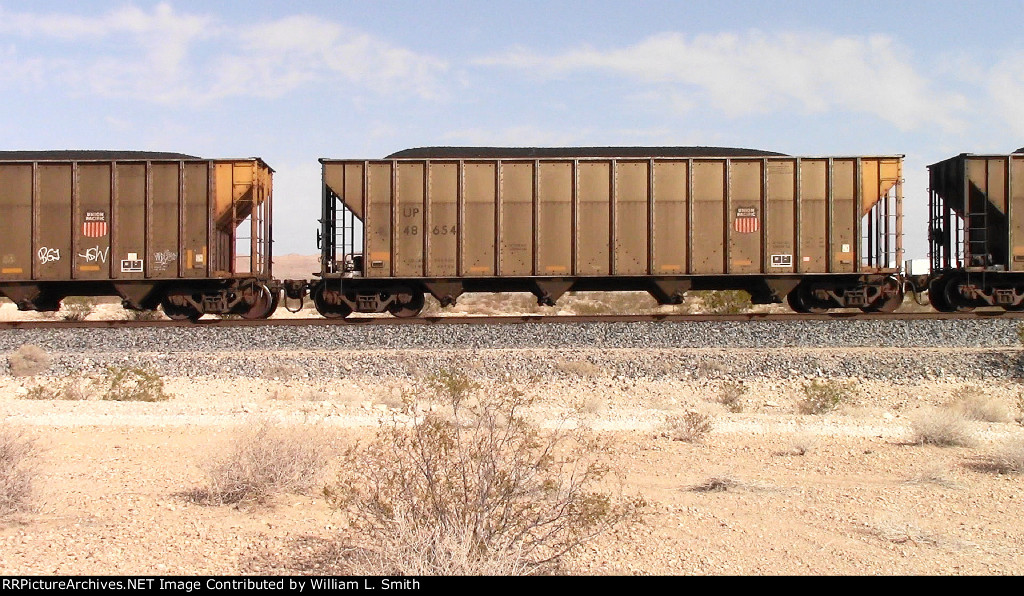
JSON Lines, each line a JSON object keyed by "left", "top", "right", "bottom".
{"left": 234, "top": 254, "right": 319, "bottom": 280}
{"left": 271, "top": 254, "right": 320, "bottom": 280}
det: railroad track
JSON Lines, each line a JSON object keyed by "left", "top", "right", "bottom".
{"left": 0, "top": 310, "right": 1021, "bottom": 330}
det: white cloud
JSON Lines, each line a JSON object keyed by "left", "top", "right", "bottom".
{"left": 478, "top": 31, "right": 968, "bottom": 132}
{"left": 986, "top": 52, "right": 1024, "bottom": 138}
{"left": 0, "top": 4, "right": 208, "bottom": 39}
{"left": 210, "top": 15, "right": 448, "bottom": 101}
{"left": 0, "top": 4, "right": 448, "bottom": 104}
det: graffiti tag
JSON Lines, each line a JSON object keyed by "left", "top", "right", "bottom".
{"left": 152, "top": 250, "right": 177, "bottom": 272}
{"left": 154, "top": 250, "right": 177, "bottom": 265}
{"left": 78, "top": 246, "right": 110, "bottom": 263}
{"left": 37, "top": 247, "right": 60, "bottom": 264}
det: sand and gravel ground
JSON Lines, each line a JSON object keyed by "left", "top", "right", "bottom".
{"left": 1, "top": 297, "right": 1024, "bottom": 575}
{"left": 0, "top": 364, "right": 1022, "bottom": 576}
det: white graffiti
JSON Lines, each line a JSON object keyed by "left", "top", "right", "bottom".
{"left": 153, "top": 250, "right": 177, "bottom": 265}
{"left": 152, "top": 249, "right": 177, "bottom": 272}
{"left": 78, "top": 245, "right": 110, "bottom": 263}
{"left": 37, "top": 247, "right": 60, "bottom": 264}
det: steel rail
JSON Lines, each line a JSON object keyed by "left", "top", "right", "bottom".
{"left": 0, "top": 310, "right": 1020, "bottom": 330}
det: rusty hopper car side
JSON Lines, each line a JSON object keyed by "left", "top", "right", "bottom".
{"left": 926, "top": 150, "right": 1024, "bottom": 311}
{"left": 314, "top": 147, "right": 904, "bottom": 317}
{"left": 0, "top": 152, "right": 276, "bottom": 320}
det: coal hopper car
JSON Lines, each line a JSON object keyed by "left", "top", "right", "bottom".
{"left": 0, "top": 151, "right": 276, "bottom": 320}
{"left": 311, "top": 147, "right": 905, "bottom": 317}
{"left": 926, "top": 149, "right": 1024, "bottom": 311}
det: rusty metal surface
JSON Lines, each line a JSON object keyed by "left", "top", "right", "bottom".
{"left": 322, "top": 155, "right": 903, "bottom": 281}
{"left": 929, "top": 153, "right": 1024, "bottom": 272}
{"left": 0, "top": 157, "right": 273, "bottom": 284}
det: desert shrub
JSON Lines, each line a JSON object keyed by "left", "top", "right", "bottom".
{"left": 60, "top": 296, "right": 94, "bottom": 321}
{"left": 657, "top": 410, "right": 713, "bottom": 443}
{"left": 425, "top": 368, "right": 479, "bottom": 406}
{"left": 695, "top": 360, "right": 728, "bottom": 379}
{"left": 567, "top": 293, "right": 656, "bottom": 315}
{"left": 267, "top": 386, "right": 330, "bottom": 402}
{"left": 797, "top": 379, "right": 854, "bottom": 415}
{"left": 948, "top": 386, "right": 1011, "bottom": 423}
{"left": 973, "top": 436, "right": 1024, "bottom": 474}
{"left": 689, "top": 475, "right": 744, "bottom": 493}
{"left": 417, "top": 296, "right": 443, "bottom": 317}
{"left": 717, "top": 382, "right": 746, "bottom": 413}
{"left": 262, "top": 363, "right": 303, "bottom": 380}
{"left": 123, "top": 309, "right": 164, "bottom": 321}
{"left": 0, "top": 426, "right": 38, "bottom": 515}
{"left": 24, "top": 368, "right": 167, "bottom": 402}
{"left": 102, "top": 366, "right": 171, "bottom": 402}
{"left": 909, "top": 407, "right": 974, "bottom": 447}
{"left": 692, "top": 290, "right": 751, "bottom": 315}
{"left": 23, "top": 377, "right": 94, "bottom": 401}
{"left": 192, "top": 419, "right": 329, "bottom": 505}
{"left": 577, "top": 396, "right": 607, "bottom": 417}
{"left": 470, "top": 293, "right": 542, "bottom": 315}
{"left": 864, "top": 516, "right": 939, "bottom": 546}
{"left": 689, "top": 474, "right": 774, "bottom": 493}
{"left": 325, "top": 374, "right": 642, "bottom": 575}
{"left": 554, "top": 359, "right": 603, "bottom": 377}
{"left": 566, "top": 299, "right": 612, "bottom": 316}
{"left": 7, "top": 345, "right": 51, "bottom": 377}
{"left": 904, "top": 468, "right": 962, "bottom": 489}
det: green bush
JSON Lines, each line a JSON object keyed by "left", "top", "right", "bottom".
{"left": 23, "top": 377, "right": 93, "bottom": 401}
{"left": 692, "top": 290, "right": 751, "bottom": 315}
{"left": 102, "top": 366, "right": 171, "bottom": 402}
{"left": 60, "top": 296, "right": 95, "bottom": 322}
{"left": 123, "top": 309, "right": 164, "bottom": 321}
{"left": 798, "top": 379, "right": 854, "bottom": 415}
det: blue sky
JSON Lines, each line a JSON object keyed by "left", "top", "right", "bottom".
{"left": 2, "top": 1, "right": 1023, "bottom": 258}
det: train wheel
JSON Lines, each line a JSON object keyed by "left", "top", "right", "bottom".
{"left": 312, "top": 284, "right": 351, "bottom": 319}
{"left": 1003, "top": 288, "right": 1024, "bottom": 311}
{"left": 161, "top": 298, "right": 202, "bottom": 322}
{"left": 928, "top": 278, "right": 954, "bottom": 312}
{"left": 929, "top": 276, "right": 973, "bottom": 312}
{"left": 862, "top": 279, "right": 904, "bottom": 313}
{"left": 241, "top": 284, "right": 276, "bottom": 320}
{"left": 943, "top": 277, "right": 975, "bottom": 312}
{"left": 786, "top": 288, "right": 809, "bottom": 313}
{"left": 388, "top": 288, "right": 425, "bottom": 318}
{"left": 786, "top": 284, "right": 828, "bottom": 314}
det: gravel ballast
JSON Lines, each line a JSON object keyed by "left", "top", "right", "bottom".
{"left": 0, "top": 318, "right": 1021, "bottom": 353}
{"left": 1, "top": 319, "right": 1023, "bottom": 382}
